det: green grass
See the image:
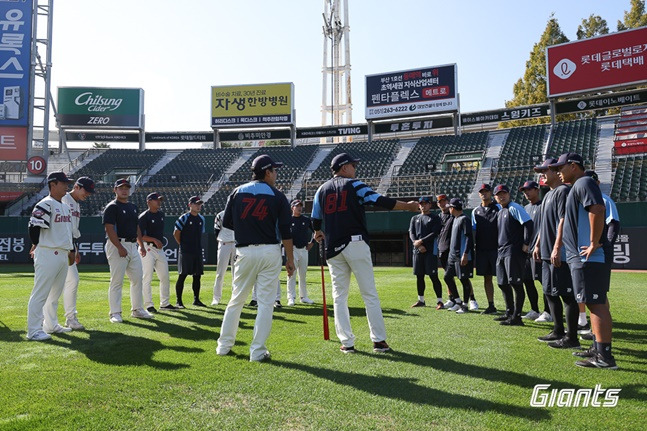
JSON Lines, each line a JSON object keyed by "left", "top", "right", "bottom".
{"left": 0, "top": 265, "right": 645, "bottom": 430}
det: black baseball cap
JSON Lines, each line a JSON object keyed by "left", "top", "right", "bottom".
{"left": 331, "top": 153, "right": 360, "bottom": 172}
{"left": 478, "top": 183, "right": 492, "bottom": 192}
{"left": 47, "top": 171, "right": 72, "bottom": 183}
{"left": 252, "top": 154, "right": 283, "bottom": 173}
{"left": 447, "top": 197, "right": 463, "bottom": 210}
{"left": 114, "top": 178, "right": 131, "bottom": 188}
{"left": 291, "top": 199, "right": 303, "bottom": 207}
{"left": 188, "top": 196, "right": 204, "bottom": 205}
{"left": 549, "top": 152, "right": 585, "bottom": 170}
{"left": 533, "top": 158, "right": 558, "bottom": 172}
{"left": 493, "top": 184, "right": 510, "bottom": 195}
{"left": 147, "top": 192, "right": 164, "bottom": 201}
{"left": 418, "top": 196, "right": 432, "bottom": 204}
{"left": 584, "top": 170, "right": 599, "bottom": 182}
{"left": 75, "top": 176, "right": 95, "bottom": 193}
{"left": 519, "top": 181, "right": 539, "bottom": 191}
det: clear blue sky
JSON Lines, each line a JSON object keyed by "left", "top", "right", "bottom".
{"left": 51, "top": 0, "right": 628, "bottom": 132}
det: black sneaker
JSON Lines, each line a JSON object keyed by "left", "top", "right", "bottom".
{"left": 493, "top": 314, "right": 510, "bottom": 322}
{"left": 373, "top": 341, "right": 390, "bottom": 352}
{"left": 340, "top": 345, "right": 356, "bottom": 354}
{"left": 159, "top": 304, "right": 179, "bottom": 311}
{"left": 548, "top": 337, "right": 581, "bottom": 349}
{"left": 248, "top": 300, "right": 257, "bottom": 307}
{"left": 500, "top": 316, "right": 524, "bottom": 326}
{"left": 411, "top": 300, "right": 426, "bottom": 308}
{"left": 573, "top": 345, "right": 596, "bottom": 358}
{"left": 575, "top": 353, "right": 618, "bottom": 370}
{"left": 580, "top": 332, "right": 594, "bottom": 341}
{"left": 481, "top": 305, "right": 497, "bottom": 315}
{"left": 146, "top": 306, "right": 157, "bottom": 313}
{"left": 274, "top": 301, "right": 283, "bottom": 308}
{"left": 193, "top": 300, "right": 207, "bottom": 307}
{"left": 537, "top": 331, "right": 565, "bottom": 342}
{"left": 577, "top": 322, "right": 591, "bottom": 334}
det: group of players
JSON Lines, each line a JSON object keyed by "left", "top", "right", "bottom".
{"left": 24, "top": 151, "right": 618, "bottom": 368}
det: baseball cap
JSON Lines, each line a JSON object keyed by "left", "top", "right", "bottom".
{"left": 251, "top": 154, "right": 283, "bottom": 173}
{"left": 114, "top": 178, "right": 131, "bottom": 188}
{"left": 188, "top": 196, "right": 204, "bottom": 205}
{"left": 478, "top": 183, "right": 492, "bottom": 192}
{"left": 493, "top": 184, "right": 510, "bottom": 195}
{"left": 518, "top": 181, "right": 539, "bottom": 191}
{"left": 147, "top": 192, "right": 164, "bottom": 201}
{"left": 291, "top": 199, "right": 303, "bottom": 207}
{"left": 436, "top": 194, "right": 448, "bottom": 202}
{"left": 533, "top": 158, "right": 558, "bottom": 172}
{"left": 47, "top": 171, "right": 72, "bottom": 183}
{"left": 331, "top": 153, "right": 360, "bottom": 172}
{"left": 75, "top": 176, "right": 95, "bottom": 193}
{"left": 549, "top": 152, "right": 584, "bottom": 170}
{"left": 447, "top": 197, "right": 463, "bottom": 210}
{"left": 584, "top": 170, "right": 599, "bottom": 182}
{"left": 418, "top": 196, "right": 432, "bottom": 204}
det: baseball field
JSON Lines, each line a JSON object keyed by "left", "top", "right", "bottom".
{"left": 0, "top": 265, "right": 645, "bottom": 430}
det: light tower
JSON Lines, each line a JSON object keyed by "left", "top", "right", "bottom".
{"left": 321, "top": 0, "right": 352, "bottom": 131}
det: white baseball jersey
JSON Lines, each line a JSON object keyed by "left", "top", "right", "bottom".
{"left": 62, "top": 192, "right": 81, "bottom": 239}
{"left": 214, "top": 210, "right": 235, "bottom": 243}
{"left": 29, "top": 196, "right": 73, "bottom": 250}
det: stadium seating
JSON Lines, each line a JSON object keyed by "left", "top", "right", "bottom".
{"left": 549, "top": 118, "right": 598, "bottom": 165}
{"left": 74, "top": 149, "right": 165, "bottom": 181}
{"left": 497, "top": 125, "right": 547, "bottom": 169}
{"left": 610, "top": 155, "right": 647, "bottom": 202}
{"left": 388, "top": 170, "right": 478, "bottom": 203}
{"left": 490, "top": 167, "right": 538, "bottom": 205}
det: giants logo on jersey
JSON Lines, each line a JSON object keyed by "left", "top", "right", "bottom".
{"left": 54, "top": 214, "right": 72, "bottom": 223}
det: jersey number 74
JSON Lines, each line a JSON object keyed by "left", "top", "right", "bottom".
{"left": 241, "top": 197, "right": 269, "bottom": 221}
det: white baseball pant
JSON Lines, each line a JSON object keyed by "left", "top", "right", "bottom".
{"left": 106, "top": 240, "right": 144, "bottom": 315}
{"left": 252, "top": 280, "right": 281, "bottom": 301}
{"left": 141, "top": 244, "right": 171, "bottom": 308}
{"left": 327, "top": 240, "right": 387, "bottom": 347}
{"left": 217, "top": 244, "right": 282, "bottom": 361}
{"left": 43, "top": 260, "right": 79, "bottom": 331}
{"left": 28, "top": 246, "right": 68, "bottom": 337}
{"left": 287, "top": 247, "right": 309, "bottom": 301}
{"left": 213, "top": 241, "right": 236, "bottom": 303}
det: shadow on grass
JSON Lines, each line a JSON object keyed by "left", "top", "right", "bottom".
{"left": 278, "top": 304, "right": 411, "bottom": 320}
{"left": 49, "top": 330, "right": 203, "bottom": 369}
{"left": 0, "top": 321, "right": 23, "bottom": 342}
{"left": 268, "top": 359, "right": 550, "bottom": 420}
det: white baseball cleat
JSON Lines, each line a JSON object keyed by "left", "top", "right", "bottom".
{"left": 443, "top": 300, "right": 455, "bottom": 309}
{"left": 449, "top": 303, "right": 462, "bottom": 312}
{"left": 27, "top": 330, "right": 52, "bottom": 341}
{"left": 535, "top": 311, "right": 553, "bottom": 322}
{"left": 300, "top": 297, "right": 314, "bottom": 304}
{"left": 522, "top": 310, "right": 541, "bottom": 320}
{"left": 287, "top": 298, "right": 295, "bottom": 306}
{"left": 131, "top": 308, "right": 154, "bottom": 319}
{"left": 65, "top": 317, "right": 85, "bottom": 330}
{"left": 45, "top": 324, "right": 72, "bottom": 334}
{"left": 250, "top": 351, "right": 271, "bottom": 362}
{"left": 468, "top": 300, "right": 479, "bottom": 311}
{"left": 211, "top": 299, "right": 220, "bottom": 306}
{"left": 109, "top": 313, "right": 123, "bottom": 323}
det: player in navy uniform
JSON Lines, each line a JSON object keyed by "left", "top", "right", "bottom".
{"left": 443, "top": 198, "right": 474, "bottom": 314}
{"left": 312, "top": 153, "right": 418, "bottom": 354}
{"left": 549, "top": 153, "right": 616, "bottom": 369}
{"left": 287, "top": 199, "right": 315, "bottom": 306}
{"left": 436, "top": 194, "right": 455, "bottom": 309}
{"left": 173, "top": 196, "right": 206, "bottom": 308}
{"left": 471, "top": 184, "right": 498, "bottom": 314}
{"left": 518, "top": 181, "right": 544, "bottom": 321}
{"left": 493, "top": 184, "right": 533, "bottom": 326}
{"left": 216, "top": 154, "right": 294, "bottom": 362}
{"left": 409, "top": 196, "right": 443, "bottom": 308}
{"left": 532, "top": 158, "right": 579, "bottom": 348}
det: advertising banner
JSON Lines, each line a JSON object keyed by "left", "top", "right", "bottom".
{"left": 0, "top": 1, "right": 32, "bottom": 127}
{"left": 366, "top": 64, "right": 458, "bottom": 120}
{"left": 58, "top": 87, "right": 144, "bottom": 129}
{"left": 555, "top": 89, "right": 647, "bottom": 115}
{"left": 65, "top": 131, "right": 140, "bottom": 142}
{"left": 374, "top": 116, "right": 453, "bottom": 134}
{"left": 614, "top": 138, "right": 647, "bottom": 155}
{"left": 461, "top": 105, "right": 549, "bottom": 125}
{"left": 297, "top": 124, "right": 368, "bottom": 138}
{"left": 0, "top": 126, "right": 27, "bottom": 160}
{"left": 547, "top": 26, "right": 647, "bottom": 98}
{"left": 211, "top": 83, "right": 294, "bottom": 128}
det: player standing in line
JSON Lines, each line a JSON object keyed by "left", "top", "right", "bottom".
{"left": 518, "top": 181, "right": 544, "bottom": 321}
{"left": 212, "top": 210, "right": 236, "bottom": 306}
{"left": 443, "top": 198, "right": 474, "bottom": 314}
{"left": 436, "top": 194, "right": 454, "bottom": 309}
{"left": 103, "top": 178, "right": 153, "bottom": 323}
{"left": 51, "top": 176, "right": 95, "bottom": 331}
{"left": 173, "top": 196, "right": 207, "bottom": 308}
{"left": 216, "top": 154, "right": 294, "bottom": 362}
{"left": 311, "top": 153, "right": 418, "bottom": 354}
{"left": 549, "top": 153, "right": 616, "bottom": 369}
{"left": 286, "top": 199, "right": 315, "bottom": 306}
{"left": 408, "top": 196, "right": 443, "bottom": 308}
{"left": 139, "top": 192, "right": 177, "bottom": 312}
{"left": 471, "top": 184, "right": 498, "bottom": 314}
{"left": 27, "top": 172, "right": 74, "bottom": 340}
{"left": 531, "top": 158, "right": 579, "bottom": 348}
{"left": 493, "top": 184, "right": 533, "bottom": 326}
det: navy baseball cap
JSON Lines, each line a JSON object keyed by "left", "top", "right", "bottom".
{"left": 147, "top": 192, "right": 164, "bottom": 201}
{"left": 291, "top": 199, "right": 303, "bottom": 207}
{"left": 549, "top": 152, "right": 584, "bottom": 170}
{"left": 493, "top": 184, "right": 510, "bottom": 195}
{"left": 252, "top": 154, "right": 283, "bottom": 173}
{"left": 478, "top": 183, "right": 492, "bottom": 192}
{"left": 447, "top": 198, "right": 463, "bottom": 210}
{"left": 331, "top": 153, "right": 360, "bottom": 172}
{"left": 75, "top": 176, "right": 95, "bottom": 193}
{"left": 188, "top": 196, "right": 204, "bottom": 205}
{"left": 534, "top": 158, "right": 558, "bottom": 172}
{"left": 114, "top": 178, "right": 131, "bottom": 188}
{"left": 584, "top": 170, "right": 599, "bottom": 182}
{"left": 47, "top": 171, "right": 72, "bottom": 183}
{"left": 418, "top": 196, "right": 432, "bottom": 204}
{"left": 519, "top": 181, "right": 539, "bottom": 191}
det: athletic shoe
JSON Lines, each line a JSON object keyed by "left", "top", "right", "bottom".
{"left": 538, "top": 331, "right": 565, "bottom": 342}
{"left": 493, "top": 314, "right": 511, "bottom": 322}
{"left": 573, "top": 345, "right": 596, "bottom": 358}
{"left": 443, "top": 300, "right": 455, "bottom": 309}
{"left": 580, "top": 332, "right": 594, "bottom": 341}
{"left": 548, "top": 337, "right": 581, "bottom": 349}
{"left": 216, "top": 348, "right": 231, "bottom": 356}
{"left": 287, "top": 298, "right": 295, "bottom": 307}
{"left": 131, "top": 308, "right": 154, "bottom": 319}
{"left": 251, "top": 351, "right": 271, "bottom": 362}
{"left": 448, "top": 303, "right": 462, "bottom": 312}
{"left": 248, "top": 300, "right": 257, "bottom": 308}
{"left": 500, "top": 317, "right": 524, "bottom": 326}
{"left": 340, "top": 345, "right": 356, "bottom": 354}
{"left": 468, "top": 300, "right": 479, "bottom": 311}
{"left": 146, "top": 306, "right": 157, "bottom": 313}
{"left": 27, "top": 330, "right": 51, "bottom": 341}
{"left": 193, "top": 300, "right": 207, "bottom": 307}
{"left": 455, "top": 304, "right": 469, "bottom": 314}
{"left": 211, "top": 299, "right": 220, "bottom": 306}
{"left": 436, "top": 301, "right": 444, "bottom": 310}
{"left": 65, "top": 316, "right": 85, "bottom": 330}
{"left": 110, "top": 313, "right": 123, "bottom": 323}
{"left": 300, "top": 297, "right": 314, "bottom": 304}
{"left": 521, "top": 310, "right": 540, "bottom": 320}
{"left": 45, "top": 324, "right": 73, "bottom": 334}
{"left": 481, "top": 305, "right": 497, "bottom": 315}
{"left": 175, "top": 303, "right": 186, "bottom": 309}
{"left": 575, "top": 353, "right": 618, "bottom": 370}
{"left": 373, "top": 341, "right": 390, "bottom": 352}
{"left": 274, "top": 301, "right": 283, "bottom": 308}
{"left": 577, "top": 323, "right": 591, "bottom": 334}
{"left": 535, "top": 311, "right": 553, "bottom": 322}
{"left": 160, "top": 304, "right": 179, "bottom": 311}
{"left": 411, "top": 300, "right": 426, "bottom": 308}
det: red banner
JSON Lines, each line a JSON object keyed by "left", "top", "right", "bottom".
{"left": 0, "top": 192, "right": 23, "bottom": 202}
{"left": 614, "top": 138, "right": 647, "bottom": 155}
{"left": 0, "top": 127, "right": 28, "bottom": 161}
{"left": 547, "top": 27, "right": 647, "bottom": 98}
